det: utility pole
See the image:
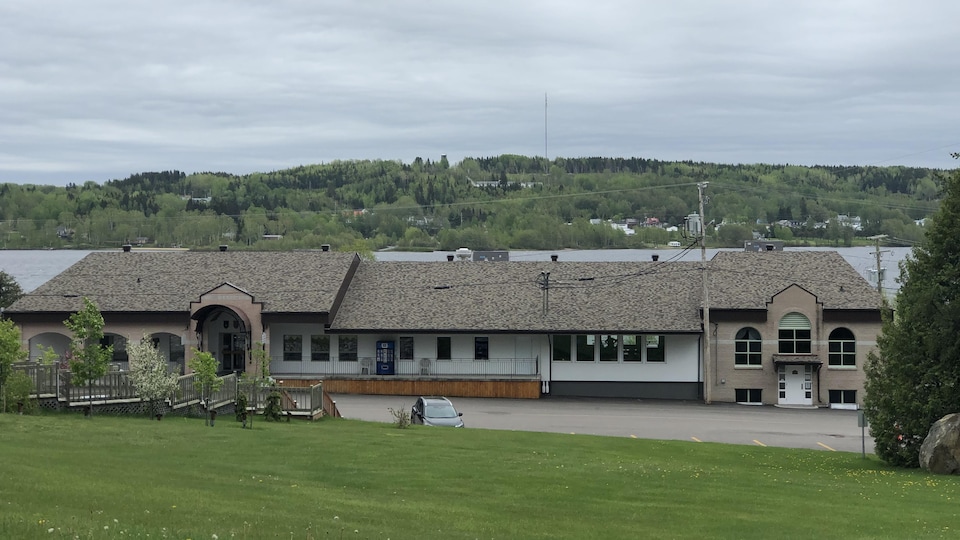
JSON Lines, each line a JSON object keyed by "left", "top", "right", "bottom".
{"left": 868, "top": 234, "right": 890, "bottom": 302}
{"left": 698, "top": 182, "right": 712, "bottom": 404}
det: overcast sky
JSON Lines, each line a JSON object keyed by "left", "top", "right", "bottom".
{"left": 3, "top": 1, "right": 959, "bottom": 186}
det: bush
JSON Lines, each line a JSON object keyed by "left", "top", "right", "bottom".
{"left": 4, "top": 371, "right": 35, "bottom": 414}
{"left": 263, "top": 388, "right": 283, "bottom": 422}
{"left": 235, "top": 391, "right": 249, "bottom": 423}
{"left": 388, "top": 406, "right": 411, "bottom": 428}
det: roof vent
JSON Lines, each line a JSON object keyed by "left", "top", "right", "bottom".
{"left": 551, "top": 254, "right": 558, "bottom": 262}
{"left": 219, "top": 245, "right": 228, "bottom": 252}
{"left": 652, "top": 254, "right": 659, "bottom": 261}
{"left": 447, "top": 255, "right": 455, "bottom": 261}
{"left": 321, "top": 244, "right": 330, "bottom": 252}
{"left": 122, "top": 244, "right": 132, "bottom": 252}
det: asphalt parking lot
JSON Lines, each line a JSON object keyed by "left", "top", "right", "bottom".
{"left": 328, "top": 393, "right": 875, "bottom": 454}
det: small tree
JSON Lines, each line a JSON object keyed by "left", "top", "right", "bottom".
{"left": 245, "top": 342, "right": 272, "bottom": 429}
{"left": 64, "top": 297, "right": 112, "bottom": 417}
{"left": 127, "top": 334, "right": 179, "bottom": 420}
{"left": 188, "top": 348, "right": 223, "bottom": 426}
{"left": 0, "top": 318, "right": 29, "bottom": 413}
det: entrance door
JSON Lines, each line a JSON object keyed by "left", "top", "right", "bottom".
{"left": 778, "top": 364, "right": 812, "bottom": 406}
{"left": 220, "top": 333, "right": 246, "bottom": 373}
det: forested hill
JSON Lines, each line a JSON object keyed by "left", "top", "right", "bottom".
{"left": 0, "top": 155, "right": 947, "bottom": 251}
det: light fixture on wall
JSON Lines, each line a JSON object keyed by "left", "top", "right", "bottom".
{"left": 223, "top": 320, "right": 229, "bottom": 329}
{"left": 233, "top": 320, "right": 239, "bottom": 329}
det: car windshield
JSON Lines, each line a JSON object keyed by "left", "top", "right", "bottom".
{"left": 425, "top": 402, "right": 457, "bottom": 418}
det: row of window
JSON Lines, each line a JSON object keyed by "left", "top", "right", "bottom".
{"left": 281, "top": 334, "right": 667, "bottom": 363}
{"left": 283, "top": 335, "right": 357, "bottom": 362}
{"left": 734, "top": 321, "right": 857, "bottom": 367}
{"left": 735, "top": 388, "right": 857, "bottom": 404}
{"left": 282, "top": 335, "right": 486, "bottom": 361}
{"left": 552, "top": 334, "right": 665, "bottom": 363}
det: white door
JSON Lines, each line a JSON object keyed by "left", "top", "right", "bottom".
{"left": 778, "top": 364, "right": 813, "bottom": 406}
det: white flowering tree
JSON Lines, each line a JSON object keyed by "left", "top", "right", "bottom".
{"left": 127, "top": 334, "right": 179, "bottom": 420}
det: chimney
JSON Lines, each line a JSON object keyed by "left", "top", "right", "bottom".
{"left": 219, "top": 245, "right": 228, "bottom": 252}
{"left": 321, "top": 244, "right": 330, "bottom": 252}
{"left": 550, "top": 254, "right": 558, "bottom": 262}
{"left": 651, "top": 254, "right": 659, "bottom": 261}
{"left": 447, "top": 255, "right": 455, "bottom": 261}
{"left": 121, "top": 244, "right": 132, "bottom": 252}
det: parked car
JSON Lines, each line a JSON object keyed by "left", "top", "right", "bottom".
{"left": 411, "top": 396, "right": 464, "bottom": 427}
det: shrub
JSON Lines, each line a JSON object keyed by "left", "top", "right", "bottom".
{"left": 388, "top": 406, "right": 411, "bottom": 428}
{"left": 263, "top": 388, "right": 283, "bottom": 422}
{"left": 4, "top": 371, "right": 35, "bottom": 414}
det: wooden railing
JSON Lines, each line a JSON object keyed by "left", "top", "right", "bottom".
{"left": 12, "top": 363, "right": 333, "bottom": 419}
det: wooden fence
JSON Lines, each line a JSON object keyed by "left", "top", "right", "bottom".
{"left": 12, "top": 364, "right": 332, "bottom": 418}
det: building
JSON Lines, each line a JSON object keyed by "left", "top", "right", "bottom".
{"left": 5, "top": 249, "right": 883, "bottom": 407}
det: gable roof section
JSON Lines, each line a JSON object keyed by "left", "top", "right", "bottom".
{"left": 7, "top": 251, "right": 359, "bottom": 314}
{"left": 707, "top": 251, "right": 881, "bottom": 310}
{"left": 330, "top": 260, "right": 704, "bottom": 333}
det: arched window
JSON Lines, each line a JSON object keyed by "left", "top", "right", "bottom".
{"left": 778, "top": 313, "right": 811, "bottom": 354}
{"left": 828, "top": 328, "right": 856, "bottom": 367}
{"left": 734, "top": 327, "right": 762, "bottom": 366}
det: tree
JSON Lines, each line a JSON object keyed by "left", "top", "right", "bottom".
{"left": 127, "top": 334, "right": 179, "bottom": 420}
{"left": 188, "top": 348, "right": 223, "bottom": 426}
{"left": 864, "top": 165, "right": 960, "bottom": 467}
{"left": 64, "top": 297, "right": 112, "bottom": 417}
{"left": 0, "top": 318, "right": 28, "bottom": 413}
{"left": 0, "top": 272, "right": 24, "bottom": 309}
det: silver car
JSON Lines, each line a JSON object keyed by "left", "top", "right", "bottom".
{"left": 411, "top": 396, "right": 464, "bottom": 427}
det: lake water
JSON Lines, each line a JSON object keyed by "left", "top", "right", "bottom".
{"left": 0, "top": 246, "right": 912, "bottom": 294}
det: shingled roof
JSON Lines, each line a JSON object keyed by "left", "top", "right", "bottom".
{"left": 330, "top": 260, "right": 704, "bottom": 333}
{"left": 707, "top": 250, "right": 882, "bottom": 310}
{"left": 6, "top": 251, "right": 359, "bottom": 314}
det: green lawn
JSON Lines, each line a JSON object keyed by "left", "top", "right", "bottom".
{"left": 1, "top": 413, "right": 958, "bottom": 540}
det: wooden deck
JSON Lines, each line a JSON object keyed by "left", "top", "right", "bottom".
{"left": 280, "top": 377, "right": 542, "bottom": 399}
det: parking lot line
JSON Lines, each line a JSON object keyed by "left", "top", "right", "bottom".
{"left": 753, "top": 440, "right": 766, "bottom": 447}
{"left": 817, "top": 442, "right": 836, "bottom": 451}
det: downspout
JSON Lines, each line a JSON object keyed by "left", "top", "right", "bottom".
{"left": 544, "top": 334, "right": 552, "bottom": 395}
{"left": 697, "top": 333, "right": 703, "bottom": 402}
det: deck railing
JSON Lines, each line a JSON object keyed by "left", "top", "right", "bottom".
{"left": 270, "top": 356, "right": 539, "bottom": 379}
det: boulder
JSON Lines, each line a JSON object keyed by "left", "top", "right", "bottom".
{"left": 920, "top": 413, "right": 960, "bottom": 474}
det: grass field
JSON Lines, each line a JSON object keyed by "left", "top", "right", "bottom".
{"left": 1, "top": 412, "right": 958, "bottom": 539}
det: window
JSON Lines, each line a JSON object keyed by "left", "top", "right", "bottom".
{"left": 437, "top": 337, "right": 451, "bottom": 360}
{"left": 576, "top": 334, "right": 595, "bottom": 362}
{"left": 101, "top": 334, "right": 128, "bottom": 364}
{"left": 829, "top": 389, "right": 857, "bottom": 404}
{"left": 552, "top": 335, "right": 571, "bottom": 361}
{"left": 646, "top": 335, "right": 665, "bottom": 362}
{"left": 735, "top": 327, "right": 762, "bottom": 367}
{"left": 338, "top": 335, "right": 358, "bottom": 362}
{"left": 310, "top": 335, "right": 329, "bottom": 362}
{"left": 283, "top": 335, "right": 302, "bottom": 362}
{"left": 599, "top": 335, "right": 619, "bottom": 361}
{"left": 623, "top": 335, "right": 642, "bottom": 362}
{"left": 399, "top": 337, "right": 414, "bottom": 361}
{"left": 778, "top": 313, "right": 811, "bottom": 354}
{"left": 828, "top": 328, "right": 856, "bottom": 367}
{"left": 474, "top": 337, "right": 489, "bottom": 360}
{"left": 735, "top": 388, "right": 762, "bottom": 403}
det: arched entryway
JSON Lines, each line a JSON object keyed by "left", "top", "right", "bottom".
{"left": 192, "top": 306, "right": 251, "bottom": 375}
{"left": 27, "top": 332, "right": 71, "bottom": 364}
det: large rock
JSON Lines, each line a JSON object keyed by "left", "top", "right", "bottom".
{"left": 920, "top": 413, "right": 960, "bottom": 474}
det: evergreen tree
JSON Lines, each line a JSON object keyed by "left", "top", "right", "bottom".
{"left": 864, "top": 164, "right": 960, "bottom": 467}
{"left": 0, "top": 272, "right": 24, "bottom": 309}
